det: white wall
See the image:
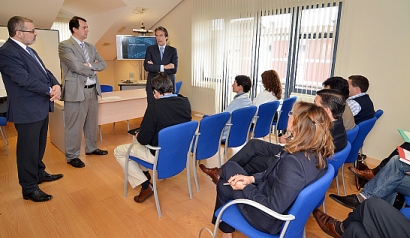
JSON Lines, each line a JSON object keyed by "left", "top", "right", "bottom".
{"left": 154, "top": 0, "right": 410, "bottom": 160}
{"left": 335, "top": 0, "right": 410, "bottom": 159}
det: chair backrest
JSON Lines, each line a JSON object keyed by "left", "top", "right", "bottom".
{"left": 282, "top": 164, "right": 334, "bottom": 238}
{"left": 253, "top": 101, "right": 281, "bottom": 138}
{"left": 227, "top": 106, "right": 257, "bottom": 147}
{"left": 374, "top": 109, "right": 384, "bottom": 119}
{"left": 328, "top": 142, "right": 351, "bottom": 178}
{"left": 175, "top": 81, "right": 182, "bottom": 94}
{"left": 275, "top": 97, "right": 297, "bottom": 131}
{"left": 0, "top": 116, "right": 6, "bottom": 126}
{"left": 346, "top": 125, "right": 359, "bottom": 144}
{"left": 194, "top": 112, "right": 231, "bottom": 160}
{"left": 345, "top": 117, "right": 377, "bottom": 163}
{"left": 100, "top": 84, "right": 113, "bottom": 92}
{"left": 156, "top": 121, "right": 198, "bottom": 179}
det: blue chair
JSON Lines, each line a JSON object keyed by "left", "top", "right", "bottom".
{"left": 192, "top": 112, "right": 231, "bottom": 192}
{"left": 346, "top": 125, "right": 359, "bottom": 144}
{"left": 325, "top": 142, "right": 351, "bottom": 205}
{"left": 252, "top": 101, "right": 281, "bottom": 142}
{"left": 0, "top": 116, "right": 9, "bottom": 155}
{"left": 400, "top": 196, "right": 410, "bottom": 219}
{"left": 100, "top": 84, "right": 113, "bottom": 93}
{"left": 224, "top": 106, "right": 257, "bottom": 162}
{"left": 123, "top": 121, "right": 198, "bottom": 218}
{"left": 341, "top": 117, "right": 377, "bottom": 195}
{"left": 271, "top": 97, "right": 297, "bottom": 143}
{"left": 175, "top": 81, "right": 182, "bottom": 94}
{"left": 374, "top": 109, "right": 384, "bottom": 119}
{"left": 212, "top": 165, "right": 335, "bottom": 238}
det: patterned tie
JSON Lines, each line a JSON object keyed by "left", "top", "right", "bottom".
{"left": 26, "top": 46, "right": 46, "bottom": 73}
{"left": 80, "top": 42, "right": 90, "bottom": 62}
{"left": 160, "top": 46, "right": 164, "bottom": 60}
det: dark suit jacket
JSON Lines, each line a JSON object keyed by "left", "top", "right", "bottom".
{"left": 240, "top": 151, "right": 327, "bottom": 234}
{"left": 144, "top": 44, "right": 178, "bottom": 102}
{"left": 0, "top": 38, "right": 60, "bottom": 124}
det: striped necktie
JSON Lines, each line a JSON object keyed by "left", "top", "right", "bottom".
{"left": 80, "top": 43, "right": 90, "bottom": 62}
{"left": 26, "top": 46, "right": 46, "bottom": 73}
{"left": 160, "top": 46, "right": 164, "bottom": 60}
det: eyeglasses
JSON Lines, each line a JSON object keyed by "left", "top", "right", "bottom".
{"left": 19, "top": 29, "right": 36, "bottom": 34}
{"left": 288, "top": 111, "right": 293, "bottom": 116}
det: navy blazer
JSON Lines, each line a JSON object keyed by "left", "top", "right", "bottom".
{"left": 240, "top": 151, "right": 327, "bottom": 234}
{"left": 0, "top": 39, "right": 60, "bottom": 124}
{"left": 144, "top": 44, "right": 178, "bottom": 101}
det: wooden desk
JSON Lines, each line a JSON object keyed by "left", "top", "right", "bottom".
{"left": 49, "top": 89, "right": 147, "bottom": 152}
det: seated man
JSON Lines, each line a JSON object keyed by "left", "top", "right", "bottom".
{"left": 347, "top": 75, "right": 375, "bottom": 124}
{"left": 349, "top": 142, "right": 410, "bottom": 180}
{"left": 114, "top": 73, "right": 191, "bottom": 203}
{"left": 322, "top": 76, "right": 355, "bottom": 130}
{"left": 200, "top": 90, "right": 347, "bottom": 183}
{"left": 329, "top": 155, "right": 410, "bottom": 209}
{"left": 313, "top": 197, "right": 410, "bottom": 238}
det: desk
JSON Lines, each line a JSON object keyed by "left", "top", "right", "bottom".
{"left": 118, "top": 83, "right": 146, "bottom": 90}
{"left": 49, "top": 89, "right": 147, "bottom": 153}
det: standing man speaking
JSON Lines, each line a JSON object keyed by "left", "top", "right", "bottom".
{"left": 59, "top": 16, "right": 108, "bottom": 169}
{"left": 0, "top": 16, "right": 63, "bottom": 202}
{"left": 144, "top": 26, "right": 178, "bottom": 103}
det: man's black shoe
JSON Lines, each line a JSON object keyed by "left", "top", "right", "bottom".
{"left": 329, "top": 194, "right": 361, "bottom": 209}
{"left": 38, "top": 174, "right": 64, "bottom": 184}
{"left": 86, "top": 149, "right": 108, "bottom": 155}
{"left": 67, "top": 158, "right": 85, "bottom": 168}
{"left": 23, "top": 189, "right": 53, "bottom": 202}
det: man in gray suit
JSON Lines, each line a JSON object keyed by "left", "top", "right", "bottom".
{"left": 59, "top": 16, "right": 108, "bottom": 168}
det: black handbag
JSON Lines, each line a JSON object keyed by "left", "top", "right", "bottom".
{"left": 355, "top": 153, "right": 369, "bottom": 190}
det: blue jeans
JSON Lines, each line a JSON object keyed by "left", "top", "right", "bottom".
{"left": 361, "top": 155, "right": 410, "bottom": 204}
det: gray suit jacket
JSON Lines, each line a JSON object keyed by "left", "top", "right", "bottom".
{"left": 59, "top": 37, "right": 106, "bottom": 102}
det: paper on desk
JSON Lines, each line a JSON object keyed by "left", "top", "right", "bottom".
{"left": 101, "top": 96, "right": 122, "bottom": 100}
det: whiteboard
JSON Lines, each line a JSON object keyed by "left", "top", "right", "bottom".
{"left": 0, "top": 26, "right": 61, "bottom": 92}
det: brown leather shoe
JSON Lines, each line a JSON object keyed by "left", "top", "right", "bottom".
{"left": 348, "top": 166, "right": 374, "bottom": 180}
{"left": 134, "top": 184, "right": 154, "bottom": 203}
{"left": 312, "top": 209, "right": 341, "bottom": 238}
{"left": 199, "top": 164, "right": 220, "bottom": 184}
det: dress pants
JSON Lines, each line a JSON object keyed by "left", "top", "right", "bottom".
{"left": 229, "top": 139, "right": 283, "bottom": 174}
{"left": 342, "top": 197, "right": 410, "bottom": 238}
{"left": 15, "top": 117, "right": 49, "bottom": 195}
{"left": 212, "top": 161, "right": 248, "bottom": 233}
{"left": 64, "top": 87, "right": 98, "bottom": 160}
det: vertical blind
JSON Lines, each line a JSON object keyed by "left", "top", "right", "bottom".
{"left": 192, "top": 0, "right": 342, "bottom": 113}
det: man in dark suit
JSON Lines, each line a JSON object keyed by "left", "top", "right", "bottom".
{"left": 59, "top": 16, "right": 108, "bottom": 168}
{"left": 144, "top": 26, "right": 178, "bottom": 103}
{"left": 0, "top": 16, "right": 63, "bottom": 202}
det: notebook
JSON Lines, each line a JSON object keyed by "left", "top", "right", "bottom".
{"left": 397, "top": 146, "right": 410, "bottom": 165}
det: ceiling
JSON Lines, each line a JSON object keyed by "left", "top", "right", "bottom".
{"left": 0, "top": 0, "right": 183, "bottom": 60}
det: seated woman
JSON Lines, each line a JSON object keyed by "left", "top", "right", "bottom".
{"left": 212, "top": 101, "right": 334, "bottom": 237}
{"left": 221, "top": 75, "right": 253, "bottom": 140}
{"left": 253, "top": 69, "right": 282, "bottom": 106}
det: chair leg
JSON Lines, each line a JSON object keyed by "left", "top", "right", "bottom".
{"left": 152, "top": 170, "right": 162, "bottom": 218}
{"left": 193, "top": 159, "right": 200, "bottom": 193}
{"left": 186, "top": 154, "right": 193, "bottom": 200}
{"left": 341, "top": 165, "right": 347, "bottom": 195}
{"left": 336, "top": 174, "right": 340, "bottom": 196}
{"left": 0, "top": 126, "right": 9, "bottom": 156}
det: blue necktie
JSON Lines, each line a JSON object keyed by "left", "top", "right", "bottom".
{"left": 27, "top": 46, "right": 46, "bottom": 73}
{"left": 160, "top": 46, "right": 164, "bottom": 60}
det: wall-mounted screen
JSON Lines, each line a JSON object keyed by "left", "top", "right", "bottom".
{"left": 116, "top": 35, "right": 156, "bottom": 60}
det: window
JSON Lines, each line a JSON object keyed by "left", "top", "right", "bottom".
{"left": 192, "top": 0, "right": 342, "bottom": 112}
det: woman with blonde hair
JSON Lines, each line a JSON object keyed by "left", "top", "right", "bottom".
{"left": 211, "top": 101, "right": 334, "bottom": 237}
{"left": 253, "top": 70, "right": 282, "bottom": 106}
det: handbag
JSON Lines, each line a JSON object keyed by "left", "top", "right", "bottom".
{"left": 355, "top": 153, "right": 369, "bottom": 190}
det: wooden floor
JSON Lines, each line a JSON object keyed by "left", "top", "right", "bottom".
{"left": 0, "top": 116, "right": 374, "bottom": 238}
